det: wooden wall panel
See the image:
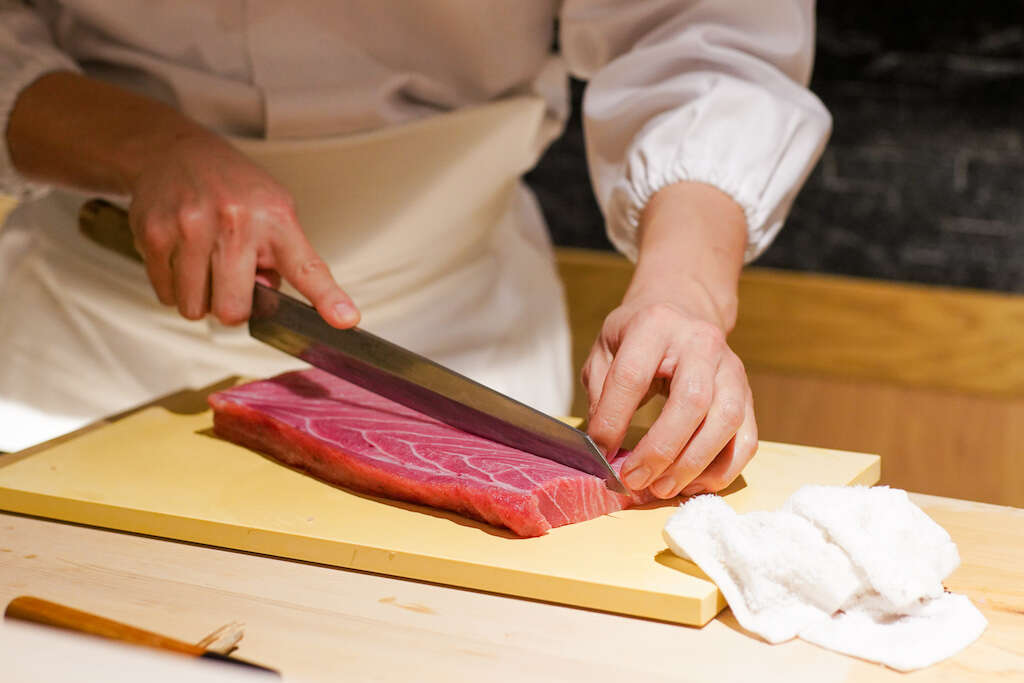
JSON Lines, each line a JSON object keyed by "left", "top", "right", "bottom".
{"left": 733, "top": 268, "right": 1024, "bottom": 397}
{"left": 555, "top": 248, "right": 1024, "bottom": 507}
{"left": 748, "top": 370, "right": 1024, "bottom": 507}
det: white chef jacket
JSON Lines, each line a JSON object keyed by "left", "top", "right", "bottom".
{"left": 0, "top": 1, "right": 831, "bottom": 452}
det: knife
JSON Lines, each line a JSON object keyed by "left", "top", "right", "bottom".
{"left": 78, "top": 199, "right": 627, "bottom": 493}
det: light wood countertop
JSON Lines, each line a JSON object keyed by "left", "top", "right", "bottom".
{"left": 1, "top": 493, "right": 1020, "bottom": 682}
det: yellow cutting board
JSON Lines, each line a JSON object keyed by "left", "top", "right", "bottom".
{"left": 0, "top": 381, "right": 879, "bottom": 627}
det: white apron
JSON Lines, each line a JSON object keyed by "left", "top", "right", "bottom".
{"left": 0, "top": 97, "right": 572, "bottom": 452}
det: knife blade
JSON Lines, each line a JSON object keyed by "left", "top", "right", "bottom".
{"left": 74, "top": 199, "right": 627, "bottom": 492}
{"left": 250, "top": 283, "right": 627, "bottom": 493}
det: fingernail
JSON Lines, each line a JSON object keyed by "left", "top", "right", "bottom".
{"left": 682, "top": 483, "right": 706, "bottom": 497}
{"left": 651, "top": 477, "right": 676, "bottom": 497}
{"left": 624, "top": 466, "right": 651, "bottom": 490}
{"left": 334, "top": 303, "right": 357, "bottom": 325}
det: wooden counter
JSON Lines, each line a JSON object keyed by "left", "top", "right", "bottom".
{"left": 1, "top": 493, "right": 1020, "bottom": 681}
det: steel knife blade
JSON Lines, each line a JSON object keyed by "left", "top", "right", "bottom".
{"left": 72, "top": 200, "right": 626, "bottom": 491}
{"left": 249, "top": 283, "right": 627, "bottom": 493}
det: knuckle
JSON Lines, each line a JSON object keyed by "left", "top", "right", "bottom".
{"left": 296, "top": 257, "right": 329, "bottom": 278}
{"left": 603, "top": 306, "right": 631, "bottom": 333}
{"left": 677, "top": 460, "right": 708, "bottom": 488}
{"left": 262, "top": 194, "right": 298, "bottom": 226}
{"left": 256, "top": 181, "right": 294, "bottom": 208}
{"left": 216, "top": 200, "right": 246, "bottom": 225}
{"left": 626, "top": 302, "right": 677, "bottom": 333}
{"left": 611, "top": 362, "right": 647, "bottom": 393}
{"left": 648, "top": 302, "right": 682, "bottom": 325}
{"left": 587, "top": 413, "right": 620, "bottom": 444}
{"left": 215, "top": 222, "right": 247, "bottom": 250}
{"left": 644, "top": 440, "right": 680, "bottom": 466}
{"left": 176, "top": 206, "right": 207, "bottom": 240}
{"left": 140, "top": 225, "right": 173, "bottom": 257}
{"left": 718, "top": 398, "right": 746, "bottom": 430}
{"left": 275, "top": 193, "right": 298, "bottom": 217}
{"left": 694, "top": 321, "right": 726, "bottom": 348}
{"left": 675, "top": 379, "right": 712, "bottom": 411}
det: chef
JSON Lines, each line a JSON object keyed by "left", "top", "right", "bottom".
{"left": 0, "top": 1, "right": 830, "bottom": 499}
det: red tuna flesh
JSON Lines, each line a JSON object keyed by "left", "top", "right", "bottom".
{"left": 208, "top": 369, "right": 650, "bottom": 537}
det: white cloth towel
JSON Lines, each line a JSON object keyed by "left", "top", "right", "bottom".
{"left": 663, "top": 486, "right": 987, "bottom": 671}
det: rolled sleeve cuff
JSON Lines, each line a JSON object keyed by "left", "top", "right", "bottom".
{"left": 606, "top": 153, "right": 773, "bottom": 263}
{"left": 600, "top": 85, "right": 831, "bottom": 265}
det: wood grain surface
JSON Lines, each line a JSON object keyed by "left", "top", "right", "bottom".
{"left": 0, "top": 494, "right": 1019, "bottom": 682}
{"left": 5, "top": 596, "right": 205, "bottom": 655}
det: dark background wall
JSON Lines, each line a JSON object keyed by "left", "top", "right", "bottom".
{"left": 526, "top": 3, "right": 1024, "bottom": 293}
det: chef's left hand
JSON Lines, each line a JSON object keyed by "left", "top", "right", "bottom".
{"left": 583, "top": 181, "right": 758, "bottom": 499}
{"left": 584, "top": 290, "right": 756, "bottom": 498}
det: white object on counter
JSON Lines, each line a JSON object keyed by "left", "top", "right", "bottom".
{"left": 663, "top": 485, "right": 987, "bottom": 671}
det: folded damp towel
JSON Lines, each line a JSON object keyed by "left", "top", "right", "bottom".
{"left": 663, "top": 485, "right": 987, "bottom": 671}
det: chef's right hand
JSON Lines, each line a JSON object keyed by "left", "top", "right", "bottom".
{"left": 126, "top": 132, "right": 359, "bottom": 328}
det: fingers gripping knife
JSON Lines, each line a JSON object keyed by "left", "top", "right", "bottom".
{"left": 77, "top": 200, "right": 627, "bottom": 493}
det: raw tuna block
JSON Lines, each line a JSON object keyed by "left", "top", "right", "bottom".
{"left": 208, "top": 369, "right": 648, "bottom": 537}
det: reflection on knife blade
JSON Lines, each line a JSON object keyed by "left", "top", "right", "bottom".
{"left": 74, "top": 199, "right": 627, "bottom": 492}
{"left": 249, "top": 283, "right": 627, "bottom": 493}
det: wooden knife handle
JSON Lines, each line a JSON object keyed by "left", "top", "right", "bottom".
{"left": 79, "top": 199, "right": 142, "bottom": 263}
{"left": 5, "top": 595, "right": 204, "bottom": 656}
